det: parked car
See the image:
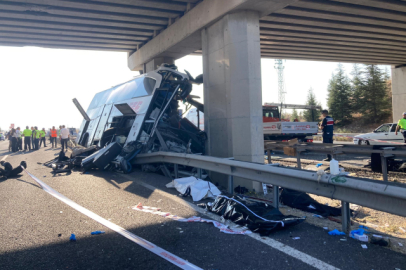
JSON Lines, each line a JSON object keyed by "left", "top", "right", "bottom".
{"left": 353, "top": 123, "right": 404, "bottom": 145}
{"left": 0, "top": 132, "right": 4, "bottom": 141}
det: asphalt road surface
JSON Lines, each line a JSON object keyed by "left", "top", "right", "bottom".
{"left": 0, "top": 140, "right": 405, "bottom": 270}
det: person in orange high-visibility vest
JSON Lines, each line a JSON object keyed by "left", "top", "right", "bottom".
{"left": 50, "top": 126, "right": 58, "bottom": 148}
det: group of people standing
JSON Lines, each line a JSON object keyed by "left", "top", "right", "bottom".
{"left": 7, "top": 125, "right": 70, "bottom": 153}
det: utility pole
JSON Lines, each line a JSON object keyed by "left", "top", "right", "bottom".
{"left": 275, "top": 59, "right": 286, "bottom": 118}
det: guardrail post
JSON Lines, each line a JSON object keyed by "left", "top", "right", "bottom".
{"left": 197, "top": 168, "right": 202, "bottom": 179}
{"left": 341, "top": 201, "right": 351, "bottom": 234}
{"left": 228, "top": 175, "right": 234, "bottom": 195}
{"left": 174, "top": 164, "right": 178, "bottom": 179}
{"left": 273, "top": 185, "right": 279, "bottom": 209}
{"left": 380, "top": 154, "right": 388, "bottom": 182}
{"left": 296, "top": 151, "right": 301, "bottom": 169}
{"left": 267, "top": 150, "right": 271, "bottom": 164}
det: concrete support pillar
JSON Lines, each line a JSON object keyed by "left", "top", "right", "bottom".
{"left": 144, "top": 57, "right": 174, "bottom": 73}
{"left": 392, "top": 66, "right": 406, "bottom": 121}
{"left": 202, "top": 10, "right": 264, "bottom": 191}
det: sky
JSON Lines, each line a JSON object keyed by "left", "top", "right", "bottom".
{"left": 0, "top": 46, "right": 390, "bottom": 130}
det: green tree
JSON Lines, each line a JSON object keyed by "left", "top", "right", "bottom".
{"left": 327, "top": 64, "right": 353, "bottom": 125}
{"left": 357, "top": 65, "right": 391, "bottom": 123}
{"left": 351, "top": 64, "right": 364, "bottom": 110}
{"left": 303, "top": 88, "right": 320, "bottom": 122}
{"left": 291, "top": 108, "right": 299, "bottom": 122}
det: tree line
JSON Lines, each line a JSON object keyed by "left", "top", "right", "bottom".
{"left": 292, "top": 64, "right": 392, "bottom": 125}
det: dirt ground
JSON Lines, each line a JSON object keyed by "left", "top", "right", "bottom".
{"left": 266, "top": 158, "right": 406, "bottom": 254}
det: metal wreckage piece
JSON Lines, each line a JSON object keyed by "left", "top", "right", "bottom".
{"left": 68, "top": 64, "right": 206, "bottom": 174}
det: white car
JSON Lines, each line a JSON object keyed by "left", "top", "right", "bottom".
{"left": 353, "top": 123, "right": 404, "bottom": 145}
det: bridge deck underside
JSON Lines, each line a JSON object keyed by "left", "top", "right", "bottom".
{"left": 261, "top": 0, "right": 406, "bottom": 65}
{"left": 0, "top": 0, "right": 405, "bottom": 65}
{"left": 0, "top": 0, "right": 201, "bottom": 52}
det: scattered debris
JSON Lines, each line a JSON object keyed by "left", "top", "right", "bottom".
{"left": 399, "top": 243, "right": 404, "bottom": 247}
{"left": 328, "top": 229, "right": 346, "bottom": 236}
{"left": 350, "top": 228, "right": 369, "bottom": 243}
{"left": 91, "top": 231, "right": 105, "bottom": 235}
{"left": 371, "top": 237, "right": 389, "bottom": 247}
{"left": 361, "top": 244, "right": 368, "bottom": 249}
{"left": 69, "top": 234, "right": 76, "bottom": 241}
{"left": 280, "top": 189, "right": 342, "bottom": 217}
{"left": 313, "top": 214, "right": 325, "bottom": 219}
{"left": 157, "top": 199, "right": 162, "bottom": 203}
{"left": 292, "top": 237, "right": 300, "bottom": 240}
{"left": 323, "top": 227, "right": 329, "bottom": 230}
{"left": 166, "top": 177, "right": 221, "bottom": 202}
{"left": 58, "top": 234, "right": 62, "bottom": 237}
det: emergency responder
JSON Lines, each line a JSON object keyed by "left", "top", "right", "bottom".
{"left": 50, "top": 126, "right": 58, "bottom": 148}
{"left": 33, "top": 127, "right": 40, "bottom": 150}
{"left": 395, "top": 112, "right": 406, "bottom": 143}
{"left": 10, "top": 128, "right": 17, "bottom": 152}
{"left": 15, "top": 127, "right": 22, "bottom": 151}
{"left": 23, "top": 126, "right": 32, "bottom": 151}
{"left": 39, "top": 128, "right": 47, "bottom": 147}
{"left": 31, "top": 126, "right": 35, "bottom": 149}
{"left": 320, "top": 110, "right": 334, "bottom": 161}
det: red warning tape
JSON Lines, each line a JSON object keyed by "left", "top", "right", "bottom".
{"left": 22, "top": 168, "right": 202, "bottom": 270}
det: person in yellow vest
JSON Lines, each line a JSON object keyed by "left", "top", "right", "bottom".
{"left": 33, "top": 127, "right": 40, "bottom": 150}
{"left": 39, "top": 128, "right": 47, "bottom": 147}
{"left": 22, "top": 126, "right": 32, "bottom": 151}
{"left": 395, "top": 112, "right": 406, "bottom": 143}
{"left": 50, "top": 126, "right": 58, "bottom": 148}
{"left": 30, "top": 126, "right": 35, "bottom": 149}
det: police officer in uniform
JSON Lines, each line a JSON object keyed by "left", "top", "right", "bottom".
{"left": 395, "top": 112, "right": 406, "bottom": 143}
{"left": 320, "top": 110, "right": 334, "bottom": 161}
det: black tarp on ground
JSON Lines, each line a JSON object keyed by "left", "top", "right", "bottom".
{"left": 200, "top": 195, "right": 305, "bottom": 236}
{"left": 280, "top": 188, "right": 342, "bottom": 217}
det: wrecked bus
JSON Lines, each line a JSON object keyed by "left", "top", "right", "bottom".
{"left": 74, "top": 64, "right": 206, "bottom": 170}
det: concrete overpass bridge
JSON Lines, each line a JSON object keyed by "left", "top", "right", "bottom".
{"left": 2, "top": 0, "right": 406, "bottom": 188}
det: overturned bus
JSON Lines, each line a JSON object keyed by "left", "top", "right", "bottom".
{"left": 73, "top": 64, "right": 206, "bottom": 172}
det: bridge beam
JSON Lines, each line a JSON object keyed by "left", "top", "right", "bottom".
{"left": 127, "top": 0, "right": 298, "bottom": 71}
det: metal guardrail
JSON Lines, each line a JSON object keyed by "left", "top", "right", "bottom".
{"left": 133, "top": 151, "right": 406, "bottom": 233}
{"left": 264, "top": 141, "right": 406, "bottom": 182}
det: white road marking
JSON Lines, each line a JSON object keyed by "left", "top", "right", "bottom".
{"left": 122, "top": 174, "right": 340, "bottom": 270}
{"left": 23, "top": 169, "right": 202, "bottom": 270}
{"left": 1, "top": 155, "right": 8, "bottom": 161}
